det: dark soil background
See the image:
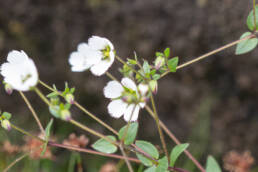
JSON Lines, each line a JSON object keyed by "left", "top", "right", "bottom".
{"left": 0, "top": 0, "right": 258, "bottom": 171}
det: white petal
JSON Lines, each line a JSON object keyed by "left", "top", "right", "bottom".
{"left": 78, "top": 43, "right": 102, "bottom": 65}
{"left": 138, "top": 84, "right": 149, "bottom": 95}
{"left": 139, "top": 102, "right": 146, "bottom": 108}
{"left": 69, "top": 52, "right": 91, "bottom": 72}
{"left": 7, "top": 50, "right": 28, "bottom": 64}
{"left": 121, "top": 78, "right": 137, "bottom": 91}
{"left": 90, "top": 59, "right": 113, "bottom": 76}
{"left": 104, "top": 81, "right": 123, "bottom": 98}
{"left": 108, "top": 100, "right": 127, "bottom": 119}
{"left": 124, "top": 104, "right": 140, "bottom": 122}
{"left": 88, "top": 36, "right": 114, "bottom": 51}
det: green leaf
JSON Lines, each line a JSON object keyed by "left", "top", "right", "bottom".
{"left": 47, "top": 92, "right": 59, "bottom": 98}
{"left": 144, "top": 166, "right": 156, "bottom": 172}
{"left": 92, "top": 136, "right": 117, "bottom": 154}
{"left": 164, "top": 48, "right": 170, "bottom": 58}
{"left": 2, "top": 112, "right": 12, "bottom": 120}
{"left": 41, "top": 119, "right": 53, "bottom": 156}
{"left": 167, "top": 57, "right": 179, "bottom": 72}
{"left": 247, "top": 6, "right": 258, "bottom": 31}
{"left": 235, "top": 32, "right": 258, "bottom": 55}
{"left": 170, "top": 143, "right": 189, "bottom": 166}
{"left": 143, "top": 61, "right": 151, "bottom": 74}
{"left": 156, "top": 52, "right": 164, "bottom": 57}
{"left": 118, "top": 122, "right": 138, "bottom": 145}
{"left": 206, "top": 156, "right": 222, "bottom": 172}
{"left": 156, "top": 157, "right": 168, "bottom": 172}
{"left": 128, "top": 58, "right": 137, "bottom": 65}
{"left": 135, "top": 140, "right": 159, "bottom": 166}
{"left": 152, "top": 74, "right": 160, "bottom": 80}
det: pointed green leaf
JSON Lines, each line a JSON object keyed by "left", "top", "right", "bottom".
{"left": 128, "top": 58, "right": 137, "bottom": 65}
{"left": 144, "top": 166, "right": 156, "bottom": 172}
{"left": 92, "top": 136, "right": 117, "bottom": 154}
{"left": 170, "top": 143, "right": 189, "bottom": 166}
{"left": 152, "top": 74, "right": 160, "bottom": 80}
{"left": 235, "top": 32, "right": 258, "bottom": 55}
{"left": 41, "top": 119, "right": 53, "bottom": 156}
{"left": 143, "top": 61, "right": 151, "bottom": 74}
{"left": 135, "top": 140, "right": 159, "bottom": 166}
{"left": 167, "top": 57, "right": 179, "bottom": 72}
{"left": 118, "top": 122, "right": 138, "bottom": 145}
{"left": 247, "top": 6, "right": 258, "bottom": 31}
{"left": 156, "top": 156, "right": 168, "bottom": 172}
{"left": 164, "top": 48, "right": 170, "bottom": 58}
{"left": 206, "top": 156, "right": 221, "bottom": 172}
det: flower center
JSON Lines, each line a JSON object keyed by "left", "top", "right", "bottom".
{"left": 21, "top": 74, "right": 32, "bottom": 83}
{"left": 102, "top": 46, "right": 111, "bottom": 61}
{"left": 121, "top": 87, "right": 139, "bottom": 104}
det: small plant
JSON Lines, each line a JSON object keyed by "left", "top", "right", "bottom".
{"left": 1, "top": 2, "right": 258, "bottom": 172}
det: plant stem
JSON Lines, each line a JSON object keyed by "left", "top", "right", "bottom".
{"left": 38, "top": 80, "right": 118, "bottom": 136}
{"left": 119, "top": 144, "right": 134, "bottom": 172}
{"left": 149, "top": 91, "right": 169, "bottom": 162}
{"left": 106, "top": 71, "right": 119, "bottom": 82}
{"left": 19, "top": 91, "right": 45, "bottom": 134}
{"left": 160, "top": 33, "right": 256, "bottom": 78}
{"left": 34, "top": 87, "right": 51, "bottom": 106}
{"left": 145, "top": 105, "right": 206, "bottom": 172}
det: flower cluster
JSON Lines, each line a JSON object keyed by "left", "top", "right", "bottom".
{"left": 104, "top": 78, "right": 148, "bottom": 122}
{"left": 69, "top": 36, "right": 115, "bottom": 76}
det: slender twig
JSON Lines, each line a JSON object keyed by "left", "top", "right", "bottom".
{"left": 149, "top": 91, "right": 169, "bottom": 162}
{"left": 119, "top": 144, "right": 134, "bottom": 172}
{"left": 160, "top": 33, "right": 256, "bottom": 78}
{"left": 3, "top": 146, "right": 42, "bottom": 172}
{"left": 145, "top": 105, "right": 206, "bottom": 172}
{"left": 38, "top": 80, "right": 118, "bottom": 136}
{"left": 106, "top": 71, "right": 119, "bottom": 82}
{"left": 34, "top": 87, "right": 51, "bottom": 106}
{"left": 19, "top": 91, "right": 45, "bottom": 134}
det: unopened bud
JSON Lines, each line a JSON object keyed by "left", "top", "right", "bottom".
{"left": 154, "top": 56, "right": 165, "bottom": 70}
{"left": 65, "top": 93, "right": 74, "bottom": 104}
{"left": 60, "top": 109, "right": 71, "bottom": 121}
{"left": 149, "top": 80, "right": 158, "bottom": 94}
{"left": 4, "top": 83, "right": 13, "bottom": 95}
{"left": 1, "top": 119, "right": 11, "bottom": 131}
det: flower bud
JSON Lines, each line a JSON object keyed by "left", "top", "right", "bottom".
{"left": 149, "top": 80, "right": 158, "bottom": 94}
{"left": 60, "top": 109, "right": 71, "bottom": 121}
{"left": 154, "top": 56, "right": 165, "bottom": 70}
{"left": 65, "top": 93, "right": 74, "bottom": 104}
{"left": 4, "top": 83, "right": 13, "bottom": 95}
{"left": 1, "top": 119, "right": 11, "bottom": 131}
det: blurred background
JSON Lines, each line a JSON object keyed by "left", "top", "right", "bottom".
{"left": 0, "top": 0, "right": 257, "bottom": 171}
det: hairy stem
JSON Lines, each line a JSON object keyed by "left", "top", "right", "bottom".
{"left": 19, "top": 91, "right": 45, "bottom": 134}
{"left": 119, "top": 144, "right": 134, "bottom": 172}
{"left": 161, "top": 33, "right": 256, "bottom": 78}
{"left": 145, "top": 105, "right": 206, "bottom": 172}
{"left": 149, "top": 91, "right": 169, "bottom": 162}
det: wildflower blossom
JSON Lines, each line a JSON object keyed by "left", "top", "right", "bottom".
{"left": 104, "top": 78, "right": 148, "bottom": 122}
{"left": 0, "top": 50, "right": 38, "bottom": 91}
{"left": 69, "top": 36, "right": 115, "bottom": 76}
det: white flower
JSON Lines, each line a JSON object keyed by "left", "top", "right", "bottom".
{"left": 0, "top": 50, "right": 38, "bottom": 91}
{"left": 104, "top": 78, "right": 148, "bottom": 122}
{"left": 69, "top": 36, "right": 115, "bottom": 76}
